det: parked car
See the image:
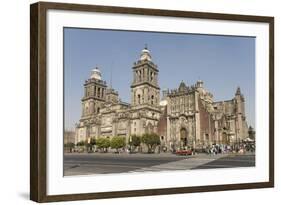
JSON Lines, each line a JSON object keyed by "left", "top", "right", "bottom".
{"left": 175, "top": 149, "right": 193, "bottom": 155}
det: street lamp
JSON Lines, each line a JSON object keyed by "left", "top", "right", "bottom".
{"left": 87, "top": 137, "right": 91, "bottom": 152}
{"left": 129, "top": 135, "right": 132, "bottom": 154}
{"left": 192, "top": 136, "right": 196, "bottom": 155}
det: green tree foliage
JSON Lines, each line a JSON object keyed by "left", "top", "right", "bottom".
{"left": 110, "top": 136, "right": 126, "bottom": 153}
{"left": 64, "top": 142, "right": 75, "bottom": 153}
{"left": 76, "top": 140, "right": 86, "bottom": 153}
{"left": 129, "top": 135, "right": 141, "bottom": 147}
{"left": 141, "top": 133, "right": 160, "bottom": 153}
{"left": 96, "top": 137, "right": 110, "bottom": 152}
{"left": 86, "top": 138, "right": 96, "bottom": 152}
{"left": 89, "top": 137, "right": 96, "bottom": 145}
{"left": 129, "top": 135, "right": 141, "bottom": 152}
{"left": 76, "top": 140, "right": 85, "bottom": 146}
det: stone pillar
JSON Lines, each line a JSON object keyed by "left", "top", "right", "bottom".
{"left": 89, "top": 101, "right": 93, "bottom": 114}
{"left": 194, "top": 92, "right": 201, "bottom": 142}
{"left": 112, "top": 120, "right": 116, "bottom": 137}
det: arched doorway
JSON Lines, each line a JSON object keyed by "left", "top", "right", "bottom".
{"left": 146, "top": 122, "right": 153, "bottom": 134}
{"left": 222, "top": 132, "right": 230, "bottom": 145}
{"left": 180, "top": 128, "right": 188, "bottom": 147}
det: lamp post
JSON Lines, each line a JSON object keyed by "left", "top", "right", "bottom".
{"left": 87, "top": 137, "right": 91, "bottom": 153}
{"left": 193, "top": 136, "right": 196, "bottom": 155}
{"left": 129, "top": 135, "right": 132, "bottom": 154}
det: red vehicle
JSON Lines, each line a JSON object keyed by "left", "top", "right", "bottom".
{"left": 175, "top": 149, "right": 193, "bottom": 155}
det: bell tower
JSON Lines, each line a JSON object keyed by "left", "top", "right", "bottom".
{"left": 130, "top": 46, "right": 161, "bottom": 136}
{"left": 81, "top": 67, "right": 107, "bottom": 119}
{"left": 131, "top": 46, "right": 160, "bottom": 107}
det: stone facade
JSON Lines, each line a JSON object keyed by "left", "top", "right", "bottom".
{"left": 75, "top": 47, "right": 250, "bottom": 150}
{"left": 64, "top": 130, "right": 75, "bottom": 144}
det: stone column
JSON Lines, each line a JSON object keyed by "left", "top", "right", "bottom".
{"left": 194, "top": 92, "right": 201, "bottom": 142}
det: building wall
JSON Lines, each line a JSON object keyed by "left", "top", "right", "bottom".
{"left": 198, "top": 97, "right": 215, "bottom": 144}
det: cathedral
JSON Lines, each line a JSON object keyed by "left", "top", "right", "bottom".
{"left": 75, "top": 46, "right": 250, "bottom": 150}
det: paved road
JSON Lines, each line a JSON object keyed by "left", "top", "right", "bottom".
{"left": 64, "top": 153, "right": 255, "bottom": 176}
{"left": 192, "top": 153, "right": 255, "bottom": 169}
{"left": 64, "top": 153, "right": 188, "bottom": 175}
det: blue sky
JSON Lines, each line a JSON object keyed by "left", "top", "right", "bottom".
{"left": 64, "top": 28, "right": 255, "bottom": 130}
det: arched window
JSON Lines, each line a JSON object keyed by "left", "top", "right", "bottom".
{"left": 205, "top": 134, "right": 209, "bottom": 141}
{"left": 138, "top": 94, "right": 141, "bottom": 104}
{"left": 97, "top": 107, "right": 100, "bottom": 114}
{"left": 151, "top": 95, "right": 154, "bottom": 105}
{"left": 138, "top": 71, "right": 141, "bottom": 81}
{"left": 97, "top": 87, "right": 100, "bottom": 98}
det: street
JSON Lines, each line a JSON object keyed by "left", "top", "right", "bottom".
{"left": 64, "top": 152, "right": 255, "bottom": 176}
{"left": 192, "top": 153, "right": 255, "bottom": 169}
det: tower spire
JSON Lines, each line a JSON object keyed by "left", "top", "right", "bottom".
{"left": 236, "top": 86, "right": 241, "bottom": 95}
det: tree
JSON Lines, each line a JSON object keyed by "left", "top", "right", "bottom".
{"left": 128, "top": 135, "right": 141, "bottom": 152}
{"left": 86, "top": 137, "right": 96, "bottom": 152}
{"left": 64, "top": 142, "right": 75, "bottom": 153}
{"left": 141, "top": 133, "right": 160, "bottom": 153}
{"left": 110, "top": 136, "right": 126, "bottom": 153}
{"left": 89, "top": 137, "right": 96, "bottom": 146}
{"left": 96, "top": 137, "right": 110, "bottom": 152}
{"left": 76, "top": 140, "right": 86, "bottom": 153}
{"left": 76, "top": 140, "right": 85, "bottom": 146}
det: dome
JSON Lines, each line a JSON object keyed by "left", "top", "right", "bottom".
{"left": 140, "top": 45, "right": 152, "bottom": 61}
{"left": 90, "top": 67, "right": 102, "bottom": 80}
{"left": 141, "top": 47, "right": 150, "bottom": 54}
{"left": 160, "top": 99, "right": 168, "bottom": 106}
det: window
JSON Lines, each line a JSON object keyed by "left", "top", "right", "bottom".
{"left": 138, "top": 94, "right": 141, "bottom": 104}
{"left": 151, "top": 95, "right": 154, "bottom": 105}
{"left": 97, "top": 87, "right": 100, "bottom": 98}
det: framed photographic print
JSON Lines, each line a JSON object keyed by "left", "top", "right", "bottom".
{"left": 30, "top": 1, "right": 274, "bottom": 202}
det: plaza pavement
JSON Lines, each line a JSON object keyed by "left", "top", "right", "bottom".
{"left": 64, "top": 152, "right": 255, "bottom": 176}
{"left": 130, "top": 154, "right": 225, "bottom": 173}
